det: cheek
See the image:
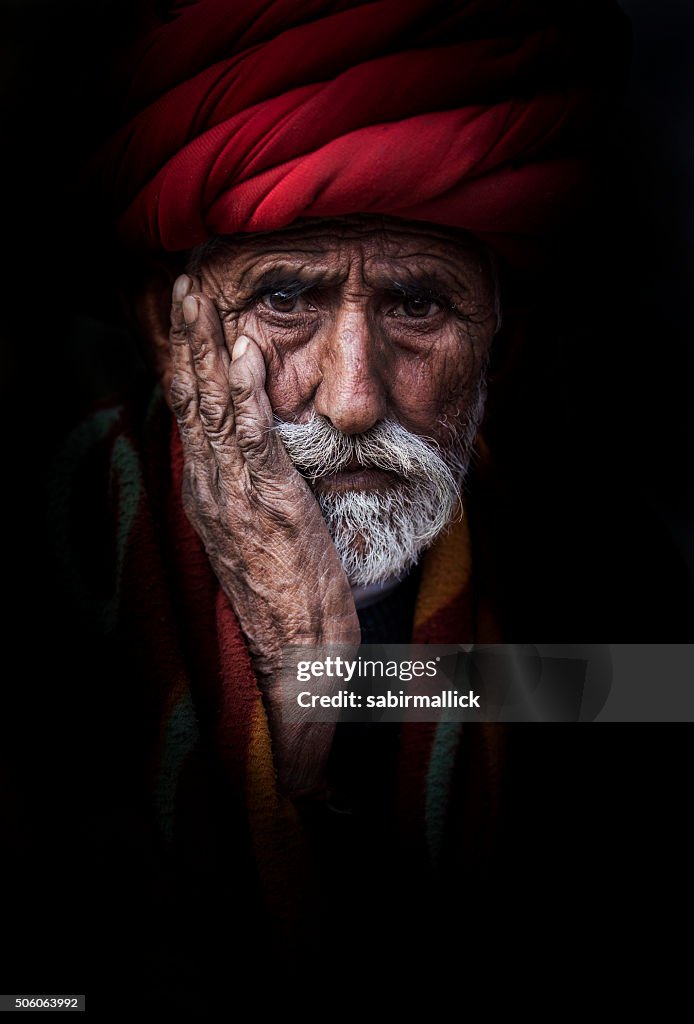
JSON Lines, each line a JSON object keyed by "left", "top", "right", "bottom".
{"left": 386, "top": 326, "right": 485, "bottom": 433}
{"left": 225, "top": 311, "right": 321, "bottom": 419}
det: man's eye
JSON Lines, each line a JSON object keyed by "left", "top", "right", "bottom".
{"left": 261, "top": 290, "right": 307, "bottom": 313}
{"left": 392, "top": 296, "right": 441, "bottom": 318}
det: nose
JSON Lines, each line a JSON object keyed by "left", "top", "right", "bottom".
{"left": 313, "top": 307, "right": 387, "bottom": 434}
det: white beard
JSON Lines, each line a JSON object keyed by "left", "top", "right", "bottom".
{"left": 275, "top": 378, "right": 487, "bottom": 585}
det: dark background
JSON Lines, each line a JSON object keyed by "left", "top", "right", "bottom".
{"left": 1, "top": 0, "right": 692, "bottom": 1008}
{"left": 2, "top": 0, "right": 692, "bottom": 625}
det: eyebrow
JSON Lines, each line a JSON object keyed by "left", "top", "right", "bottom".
{"left": 235, "top": 259, "right": 345, "bottom": 293}
{"left": 246, "top": 268, "right": 335, "bottom": 297}
{"left": 364, "top": 259, "right": 472, "bottom": 298}
{"left": 383, "top": 272, "right": 459, "bottom": 299}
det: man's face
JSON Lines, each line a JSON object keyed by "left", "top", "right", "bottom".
{"left": 185, "top": 216, "right": 499, "bottom": 583}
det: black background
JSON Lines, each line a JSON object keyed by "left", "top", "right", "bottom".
{"left": 1, "top": 0, "right": 693, "bottom": 1008}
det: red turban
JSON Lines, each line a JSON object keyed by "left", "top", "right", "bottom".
{"left": 93, "top": 0, "right": 629, "bottom": 263}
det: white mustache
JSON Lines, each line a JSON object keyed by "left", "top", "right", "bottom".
{"left": 271, "top": 385, "right": 486, "bottom": 585}
{"left": 273, "top": 414, "right": 466, "bottom": 485}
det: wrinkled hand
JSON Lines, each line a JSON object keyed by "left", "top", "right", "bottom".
{"left": 168, "top": 275, "right": 360, "bottom": 794}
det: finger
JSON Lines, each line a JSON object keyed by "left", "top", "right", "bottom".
{"left": 180, "top": 456, "right": 215, "bottom": 525}
{"left": 228, "top": 335, "right": 288, "bottom": 475}
{"left": 169, "top": 274, "right": 207, "bottom": 456}
{"left": 183, "top": 290, "right": 242, "bottom": 466}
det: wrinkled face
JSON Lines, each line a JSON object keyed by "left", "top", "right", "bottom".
{"left": 190, "top": 216, "right": 497, "bottom": 439}
{"left": 186, "top": 216, "right": 499, "bottom": 583}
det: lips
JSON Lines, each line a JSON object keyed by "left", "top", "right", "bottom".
{"left": 312, "top": 463, "right": 401, "bottom": 494}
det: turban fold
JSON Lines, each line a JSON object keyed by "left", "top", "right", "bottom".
{"left": 93, "top": 0, "right": 629, "bottom": 262}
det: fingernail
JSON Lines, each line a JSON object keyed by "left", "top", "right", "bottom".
{"left": 232, "top": 336, "right": 249, "bottom": 361}
{"left": 173, "top": 274, "right": 192, "bottom": 303}
{"left": 182, "top": 294, "right": 199, "bottom": 325}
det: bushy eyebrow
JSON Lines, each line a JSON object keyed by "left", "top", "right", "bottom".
{"left": 383, "top": 273, "right": 458, "bottom": 299}
{"left": 246, "top": 269, "right": 332, "bottom": 297}
{"left": 235, "top": 260, "right": 344, "bottom": 294}
{"left": 364, "top": 256, "right": 473, "bottom": 296}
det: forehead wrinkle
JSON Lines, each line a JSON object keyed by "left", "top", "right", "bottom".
{"left": 199, "top": 227, "right": 488, "bottom": 303}
{"left": 232, "top": 234, "right": 357, "bottom": 265}
{"left": 227, "top": 250, "right": 352, "bottom": 292}
{"left": 268, "top": 214, "right": 481, "bottom": 248}
{"left": 201, "top": 264, "right": 232, "bottom": 302}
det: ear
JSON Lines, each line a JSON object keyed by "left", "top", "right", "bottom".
{"left": 117, "top": 258, "right": 181, "bottom": 409}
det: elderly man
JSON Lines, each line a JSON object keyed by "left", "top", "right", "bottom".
{"left": 153, "top": 215, "right": 498, "bottom": 794}
{"left": 33, "top": 0, "right": 654, "bottom": 1003}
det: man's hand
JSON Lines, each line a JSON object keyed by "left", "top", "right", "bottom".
{"left": 168, "top": 274, "right": 360, "bottom": 794}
